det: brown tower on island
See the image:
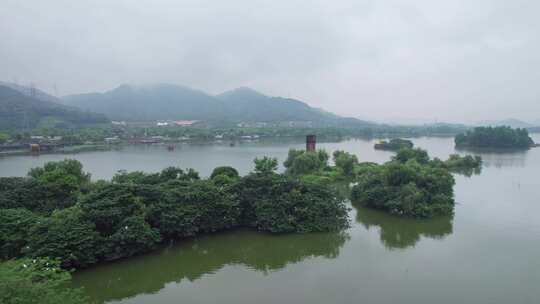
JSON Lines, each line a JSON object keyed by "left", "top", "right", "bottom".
{"left": 306, "top": 135, "right": 316, "bottom": 151}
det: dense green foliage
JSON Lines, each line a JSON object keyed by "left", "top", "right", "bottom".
{"left": 284, "top": 149, "right": 329, "bottom": 175}
{"left": 0, "top": 159, "right": 348, "bottom": 270}
{"left": 351, "top": 155, "right": 456, "bottom": 218}
{"left": 0, "top": 159, "right": 90, "bottom": 213}
{"left": 210, "top": 166, "right": 239, "bottom": 179}
{"left": 350, "top": 147, "right": 481, "bottom": 218}
{"left": 374, "top": 138, "right": 414, "bottom": 151}
{"left": 440, "top": 154, "right": 483, "bottom": 176}
{"left": 0, "top": 258, "right": 88, "bottom": 304}
{"left": 392, "top": 147, "right": 430, "bottom": 164}
{"left": 253, "top": 156, "right": 279, "bottom": 174}
{"left": 332, "top": 150, "right": 359, "bottom": 177}
{"left": 455, "top": 126, "right": 534, "bottom": 149}
{"left": 26, "top": 206, "right": 102, "bottom": 268}
{"left": 234, "top": 171, "right": 349, "bottom": 233}
{"left": 0, "top": 209, "right": 40, "bottom": 259}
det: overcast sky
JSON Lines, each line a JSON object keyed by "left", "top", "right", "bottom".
{"left": 1, "top": 0, "right": 539, "bottom": 123}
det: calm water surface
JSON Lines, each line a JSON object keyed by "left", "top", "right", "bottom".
{"left": 2, "top": 135, "right": 540, "bottom": 303}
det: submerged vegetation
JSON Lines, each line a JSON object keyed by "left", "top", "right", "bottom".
{"left": 455, "top": 126, "right": 535, "bottom": 149}
{"left": 374, "top": 138, "right": 414, "bottom": 151}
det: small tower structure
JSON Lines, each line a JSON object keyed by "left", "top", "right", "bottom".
{"left": 306, "top": 135, "right": 316, "bottom": 152}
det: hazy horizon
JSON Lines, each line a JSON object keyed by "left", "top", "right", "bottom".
{"left": 1, "top": 0, "right": 539, "bottom": 124}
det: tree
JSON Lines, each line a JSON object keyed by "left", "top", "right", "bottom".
{"left": 234, "top": 173, "right": 349, "bottom": 232}
{"left": 112, "top": 167, "right": 199, "bottom": 185}
{"left": 28, "top": 160, "right": 91, "bottom": 210}
{"left": 80, "top": 183, "right": 145, "bottom": 236}
{"left": 210, "top": 166, "right": 239, "bottom": 179}
{"left": 79, "top": 183, "right": 162, "bottom": 262}
{"left": 25, "top": 206, "right": 101, "bottom": 268}
{"left": 393, "top": 148, "right": 430, "bottom": 164}
{"left": 146, "top": 180, "right": 240, "bottom": 238}
{"left": 104, "top": 216, "right": 161, "bottom": 261}
{"left": 0, "top": 132, "right": 8, "bottom": 144}
{"left": 333, "top": 150, "right": 358, "bottom": 177}
{"left": 0, "top": 258, "right": 88, "bottom": 304}
{"left": 0, "top": 178, "right": 48, "bottom": 212}
{"left": 253, "top": 156, "right": 278, "bottom": 174}
{"left": 0, "top": 208, "right": 41, "bottom": 259}
{"left": 351, "top": 152, "right": 455, "bottom": 218}
{"left": 29, "top": 159, "right": 90, "bottom": 186}
{"left": 283, "top": 149, "right": 329, "bottom": 175}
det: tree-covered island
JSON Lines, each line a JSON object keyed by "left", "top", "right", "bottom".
{"left": 455, "top": 126, "right": 535, "bottom": 149}
{"left": 351, "top": 148, "right": 482, "bottom": 218}
{"left": 374, "top": 138, "right": 414, "bottom": 151}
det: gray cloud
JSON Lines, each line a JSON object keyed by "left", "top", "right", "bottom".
{"left": 1, "top": 0, "right": 539, "bottom": 123}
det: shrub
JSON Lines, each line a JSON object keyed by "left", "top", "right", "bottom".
{"left": 0, "top": 258, "right": 88, "bottom": 304}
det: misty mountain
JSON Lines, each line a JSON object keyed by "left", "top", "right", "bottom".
{"left": 63, "top": 84, "right": 373, "bottom": 126}
{"left": 0, "top": 81, "right": 61, "bottom": 103}
{"left": 216, "top": 87, "right": 341, "bottom": 122}
{"left": 63, "top": 84, "right": 227, "bottom": 122}
{"left": 0, "top": 85, "right": 109, "bottom": 130}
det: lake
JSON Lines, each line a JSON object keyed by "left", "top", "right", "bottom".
{"left": 2, "top": 135, "right": 540, "bottom": 304}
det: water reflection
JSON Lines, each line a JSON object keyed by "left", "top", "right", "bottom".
{"left": 355, "top": 206, "right": 453, "bottom": 250}
{"left": 455, "top": 147, "right": 529, "bottom": 168}
{"left": 479, "top": 151, "right": 528, "bottom": 168}
{"left": 72, "top": 229, "right": 349, "bottom": 303}
{"left": 451, "top": 166, "right": 482, "bottom": 177}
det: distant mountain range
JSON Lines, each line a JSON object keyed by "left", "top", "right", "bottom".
{"left": 476, "top": 118, "right": 540, "bottom": 128}
{"left": 62, "top": 83, "right": 373, "bottom": 126}
{"left": 2, "top": 81, "right": 539, "bottom": 130}
{"left": 0, "top": 85, "right": 108, "bottom": 130}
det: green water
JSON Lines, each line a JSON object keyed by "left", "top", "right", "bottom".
{"left": 2, "top": 136, "right": 540, "bottom": 303}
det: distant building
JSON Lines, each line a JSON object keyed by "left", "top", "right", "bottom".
{"left": 174, "top": 120, "right": 198, "bottom": 126}
{"left": 240, "top": 135, "right": 260, "bottom": 140}
{"left": 105, "top": 136, "right": 120, "bottom": 143}
{"left": 156, "top": 122, "right": 169, "bottom": 126}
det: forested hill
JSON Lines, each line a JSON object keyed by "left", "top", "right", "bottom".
{"left": 62, "top": 84, "right": 373, "bottom": 126}
{"left": 0, "top": 81, "right": 62, "bottom": 103}
{"left": 216, "top": 87, "right": 342, "bottom": 123}
{"left": 63, "top": 84, "right": 227, "bottom": 122}
{"left": 0, "top": 85, "right": 109, "bottom": 129}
